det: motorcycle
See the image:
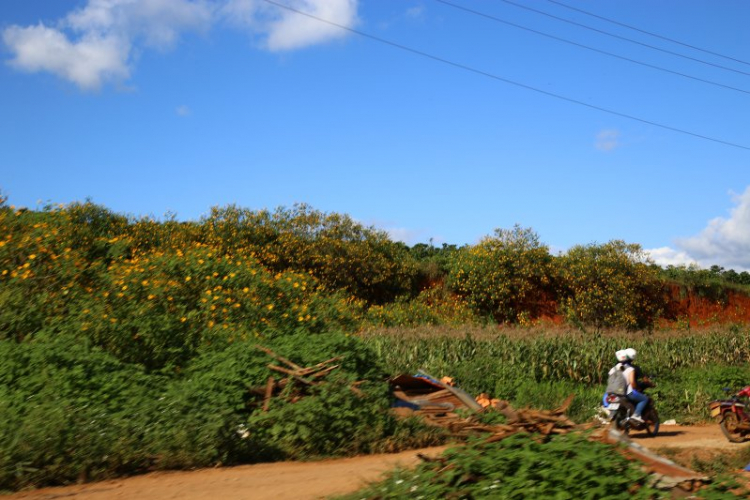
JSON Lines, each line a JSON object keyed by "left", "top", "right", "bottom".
{"left": 709, "top": 386, "right": 750, "bottom": 443}
{"left": 603, "top": 378, "right": 660, "bottom": 436}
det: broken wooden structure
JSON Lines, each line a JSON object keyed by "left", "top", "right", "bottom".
{"left": 249, "top": 345, "right": 343, "bottom": 410}
{"left": 389, "top": 373, "right": 577, "bottom": 441}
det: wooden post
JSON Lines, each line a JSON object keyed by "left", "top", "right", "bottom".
{"left": 263, "top": 376, "right": 275, "bottom": 411}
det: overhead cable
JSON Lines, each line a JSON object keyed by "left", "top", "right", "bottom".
{"left": 434, "top": 0, "right": 750, "bottom": 96}
{"left": 260, "top": 0, "right": 750, "bottom": 151}
{"left": 546, "top": 0, "right": 750, "bottom": 68}
{"left": 498, "top": 0, "right": 750, "bottom": 78}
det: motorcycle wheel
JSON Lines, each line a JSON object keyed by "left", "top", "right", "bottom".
{"left": 643, "top": 408, "right": 660, "bottom": 437}
{"left": 611, "top": 410, "right": 630, "bottom": 436}
{"left": 720, "top": 412, "right": 747, "bottom": 443}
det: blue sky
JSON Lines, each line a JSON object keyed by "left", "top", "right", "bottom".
{"left": 1, "top": 1, "right": 749, "bottom": 269}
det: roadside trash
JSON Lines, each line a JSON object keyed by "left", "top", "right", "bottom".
{"left": 389, "top": 372, "right": 577, "bottom": 440}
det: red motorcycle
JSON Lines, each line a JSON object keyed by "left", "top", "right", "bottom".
{"left": 709, "top": 386, "right": 750, "bottom": 443}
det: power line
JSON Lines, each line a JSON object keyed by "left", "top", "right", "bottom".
{"left": 434, "top": 0, "right": 750, "bottom": 96}
{"left": 260, "top": 0, "right": 750, "bottom": 152}
{"left": 546, "top": 0, "right": 750, "bottom": 68}
{"left": 498, "top": 0, "right": 750, "bottom": 78}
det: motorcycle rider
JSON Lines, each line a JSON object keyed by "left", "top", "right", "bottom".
{"left": 622, "top": 348, "right": 648, "bottom": 423}
{"left": 603, "top": 349, "right": 629, "bottom": 407}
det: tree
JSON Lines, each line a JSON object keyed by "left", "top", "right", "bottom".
{"left": 558, "top": 240, "right": 665, "bottom": 331}
{"left": 446, "top": 225, "right": 555, "bottom": 323}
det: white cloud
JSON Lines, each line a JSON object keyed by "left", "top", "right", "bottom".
{"left": 675, "top": 187, "right": 750, "bottom": 270}
{"left": 595, "top": 129, "right": 620, "bottom": 152}
{"left": 224, "top": 0, "right": 359, "bottom": 52}
{"left": 67, "top": 0, "right": 214, "bottom": 49}
{"left": 3, "top": 0, "right": 360, "bottom": 90}
{"left": 2, "top": 24, "right": 130, "bottom": 89}
{"left": 647, "top": 186, "right": 750, "bottom": 271}
{"left": 386, "top": 227, "right": 422, "bottom": 245}
{"left": 645, "top": 247, "right": 697, "bottom": 268}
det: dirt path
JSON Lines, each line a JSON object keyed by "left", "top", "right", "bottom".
{"left": 7, "top": 425, "right": 750, "bottom": 500}
{"left": 7, "top": 446, "right": 449, "bottom": 500}
{"left": 630, "top": 422, "right": 750, "bottom": 450}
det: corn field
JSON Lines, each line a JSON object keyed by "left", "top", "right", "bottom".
{"left": 360, "top": 325, "right": 750, "bottom": 388}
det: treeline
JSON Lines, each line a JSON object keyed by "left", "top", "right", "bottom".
{"left": 2, "top": 201, "right": 747, "bottom": 355}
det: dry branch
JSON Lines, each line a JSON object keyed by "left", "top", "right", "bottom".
{"left": 254, "top": 344, "right": 304, "bottom": 371}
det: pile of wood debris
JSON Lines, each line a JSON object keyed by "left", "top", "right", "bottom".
{"left": 389, "top": 373, "right": 578, "bottom": 441}
{"left": 392, "top": 372, "right": 708, "bottom": 494}
{"left": 249, "top": 345, "right": 352, "bottom": 410}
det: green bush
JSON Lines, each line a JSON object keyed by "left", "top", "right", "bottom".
{"left": 0, "top": 331, "right": 444, "bottom": 491}
{"left": 0, "top": 335, "right": 160, "bottom": 490}
{"left": 339, "top": 433, "right": 664, "bottom": 499}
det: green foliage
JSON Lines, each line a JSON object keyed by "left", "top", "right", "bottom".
{"left": 5, "top": 199, "right": 750, "bottom": 494}
{"left": 246, "top": 377, "right": 395, "bottom": 460}
{"left": 647, "top": 365, "right": 750, "bottom": 424}
{"left": 697, "top": 475, "right": 750, "bottom": 499}
{"left": 0, "top": 335, "right": 161, "bottom": 490}
{"left": 446, "top": 225, "right": 555, "bottom": 323}
{"left": 0, "top": 331, "right": 442, "bottom": 491}
{"left": 558, "top": 241, "right": 665, "bottom": 331}
{"left": 663, "top": 263, "right": 750, "bottom": 294}
{"left": 339, "top": 433, "right": 663, "bottom": 499}
{"left": 409, "top": 241, "right": 460, "bottom": 291}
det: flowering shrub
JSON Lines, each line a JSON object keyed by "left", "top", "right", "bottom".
{"left": 200, "top": 204, "right": 417, "bottom": 304}
{"left": 0, "top": 203, "right": 363, "bottom": 369}
{"left": 446, "top": 225, "right": 555, "bottom": 322}
{"left": 558, "top": 241, "right": 665, "bottom": 331}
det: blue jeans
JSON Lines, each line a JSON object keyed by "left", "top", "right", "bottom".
{"left": 626, "top": 390, "right": 649, "bottom": 417}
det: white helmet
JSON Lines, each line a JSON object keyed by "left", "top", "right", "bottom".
{"left": 615, "top": 350, "right": 628, "bottom": 362}
{"left": 624, "top": 348, "right": 637, "bottom": 361}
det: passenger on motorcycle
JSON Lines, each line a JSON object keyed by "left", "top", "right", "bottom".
{"left": 622, "top": 348, "right": 648, "bottom": 423}
{"left": 602, "top": 349, "right": 629, "bottom": 407}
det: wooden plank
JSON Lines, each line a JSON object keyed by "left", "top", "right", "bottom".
{"left": 421, "top": 389, "right": 453, "bottom": 401}
{"left": 484, "top": 432, "right": 513, "bottom": 443}
{"left": 417, "top": 369, "right": 483, "bottom": 412}
{"left": 263, "top": 376, "right": 275, "bottom": 411}
{"left": 541, "top": 423, "right": 555, "bottom": 435}
{"left": 308, "top": 365, "right": 339, "bottom": 380}
{"left": 554, "top": 394, "right": 576, "bottom": 415}
{"left": 267, "top": 364, "right": 315, "bottom": 385}
{"left": 248, "top": 377, "right": 289, "bottom": 396}
{"left": 298, "top": 357, "right": 343, "bottom": 376}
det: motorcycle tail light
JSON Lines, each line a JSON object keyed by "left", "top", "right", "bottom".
{"left": 607, "top": 395, "right": 618, "bottom": 403}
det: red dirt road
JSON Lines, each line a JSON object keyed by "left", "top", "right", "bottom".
{"left": 629, "top": 422, "right": 750, "bottom": 451}
{"left": 8, "top": 446, "right": 449, "bottom": 500}
{"left": 8, "top": 425, "right": 750, "bottom": 500}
